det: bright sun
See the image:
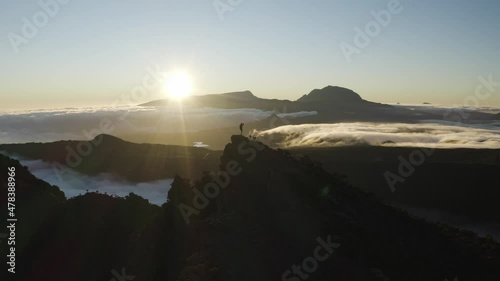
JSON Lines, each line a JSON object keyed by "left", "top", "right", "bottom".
{"left": 163, "top": 72, "right": 192, "bottom": 99}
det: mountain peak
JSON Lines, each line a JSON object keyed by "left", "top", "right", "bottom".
{"left": 297, "top": 86, "right": 363, "bottom": 103}
{"left": 92, "top": 134, "right": 126, "bottom": 144}
{"left": 220, "top": 90, "right": 256, "bottom": 98}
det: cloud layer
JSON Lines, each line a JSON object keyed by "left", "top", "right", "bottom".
{"left": 3, "top": 153, "right": 172, "bottom": 206}
{"left": 394, "top": 103, "right": 500, "bottom": 115}
{"left": 254, "top": 122, "right": 500, "bottom": 149}
{"left": 0, "top": 105, "right": 317, "bottom": 144}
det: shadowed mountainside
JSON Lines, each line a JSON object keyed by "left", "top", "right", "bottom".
{"left": 0, "top": 154, "right": 160, "bottom": 281}
{"left": 290, "top": 146, "right": 500, "bottom": 223}
{"left": 2, "top": 136, "right": 499, "bottom": 280}
{"left": 0, "top": 134, "right": 222, "bottom": 182}
{"left": 162, "top": 135, "right": 500, "bottom": 280}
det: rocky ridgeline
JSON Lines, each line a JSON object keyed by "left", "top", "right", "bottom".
{"left": 164, "top": 136, "right": 500, "bottom": 281}
{"left": 1, "top": 137, "right": 500, "bottom": 281}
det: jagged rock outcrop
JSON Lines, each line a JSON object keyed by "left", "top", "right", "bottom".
{"left": 164, "top": 136, "right": 500, "bottom": 281}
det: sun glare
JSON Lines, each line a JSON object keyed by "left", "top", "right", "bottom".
{"left": 164, "top": 72, "right": 192, "bottom": 99}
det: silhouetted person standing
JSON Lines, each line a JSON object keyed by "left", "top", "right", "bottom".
{"left": 239, "top": 123, "right": 244, "bottom": 135}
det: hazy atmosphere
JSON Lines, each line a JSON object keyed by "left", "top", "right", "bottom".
{"left": 1, "top": 0, "right": 500, "bottom": 109}
{"left": 1, "top": 1, "right": 500, "bottom": 281}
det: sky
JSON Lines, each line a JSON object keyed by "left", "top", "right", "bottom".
{"left": 1, "top": 0, "right": 500, "bottom": 110}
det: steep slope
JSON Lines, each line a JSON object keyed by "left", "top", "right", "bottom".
{"left": 2, "top": 137, "right": 500, "bottom": 281}
{"left": 290, "top": 146, "right": 500, "bottom": 222}
{"left": 0, "top": 155, "right": 64, "bottom": 278}
{"left": 0, "top": 154, "right": 160, "bottom": 281}
{"left": 161, "top": 135, "right": 500, "bottom": 281}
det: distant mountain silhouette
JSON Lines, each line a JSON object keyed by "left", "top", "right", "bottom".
{"left": 140, "top": 86, "right": 500, "bottom": 130}
{"left": 91, "top": 133, "right": 127, "bottom": 145}
{"left": 142, "top": 86, "right": 368, "bottom": 109}
{"left": 140, "top": 86, "right": 444, "bottom": 124}
{"left": 219, "top": 90, "right": 256, "bottom": 99}
{"left": 141, "top": 90, "right": 295, "bottom": 111}
{"left": 297, "top": 86, "right": 364, "bottom": 103}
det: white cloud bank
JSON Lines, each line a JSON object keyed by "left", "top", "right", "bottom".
{"left": 253, "top": 122, "right": 500, "bottom": 149}
{"left": 393, "top": 103, "right": 500, "bottom": 115}
{"left": 3, "top": 153, "right": 172, "bottom": 206}
{"left": 0, "top": 105, "right": 316, "bottom": 144}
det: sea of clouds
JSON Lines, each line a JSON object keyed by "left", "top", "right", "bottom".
{"left": 2, "top": 153, "right": 172, "bottom": 206}
{"left": 393, "top": 103, "right": 500, "bottom": 115}
{"left": 0, "top": 105, "right": 317, "bottom": 144}
{"left": 2, "top": 104, "right": 500, "bottom": 149}
{"left": 0, "top": 105, "right": 316, "bottom": 204}
{"left": 254, "top": 121, "right": 500, "bottom": 149}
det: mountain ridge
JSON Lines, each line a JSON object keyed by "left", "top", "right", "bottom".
{"left": 141, "top": 85, "right": 364, "bottom": 108}
{"left": 297, "top": 86, "right": 364, "bottom": 103}
{"left": 164, "top": 135, "right": 500, "bottom": 280}
{"left": 0, "top": 135, "right": 221, "bottom": 182}
{"left": 2, "top": 136, "right": 500, "bottom": 280}
{"left": 139, "top": 85, "right": 448, "bottom": 125}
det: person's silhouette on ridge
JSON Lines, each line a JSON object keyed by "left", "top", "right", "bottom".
{"left": 239, "top": 123, "right": 244, "bottom": 135}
